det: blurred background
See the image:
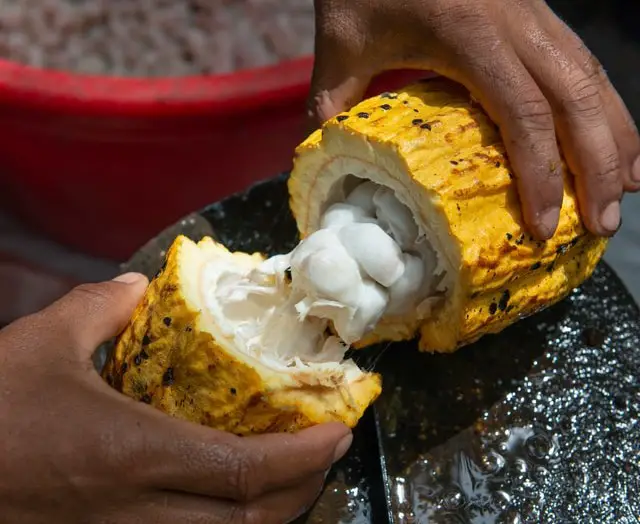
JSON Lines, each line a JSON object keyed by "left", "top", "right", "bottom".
{"left": 0, "top": 0, "right": 637, "bottom": 326}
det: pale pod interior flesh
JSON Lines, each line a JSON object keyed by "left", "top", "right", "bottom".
{"left": 206, "top": 180, "right": 442, "bottom": 371}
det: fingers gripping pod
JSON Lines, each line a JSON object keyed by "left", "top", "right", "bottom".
{"left": 288, "top": 77, "right": 607, "bottom": 352}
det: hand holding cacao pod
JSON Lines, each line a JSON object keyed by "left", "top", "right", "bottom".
{"left": 0, "top": 274, "right": 352, "bottom": 524}
{"left": 310, "top": 0, "right": 640, "bottom": 240}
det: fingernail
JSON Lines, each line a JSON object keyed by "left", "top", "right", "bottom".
{"left": 600, "top": 201, "right": 621, "bottom": 233}
{"left": 112, "top": 272, "right": 145, "bottom": 284}
{"left": 632, "top": 156, "right": 640, "bottom": 183}
{"left": 332, "top": 433, "right": 353, "bottom": 463}
{"left": 537, "top": 207, "right": 561, "bottom": 240}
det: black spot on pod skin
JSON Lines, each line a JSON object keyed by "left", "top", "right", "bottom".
{"left": 230, "top": 388, "right": 237, "bottom": 395}
{"left": 420, "top": 123, "right": 432, "bottom": 130}
{"left": 121, "top": 362, "right": 128, "bottom": 374}
{"left": 336, "top": 115, "right": 349, "bottom": 122}
{"left": 557, "top": 244, "right": 569, "bottom": 255}
{"left": 498, "top": 290, "right": 511, "bottom": 312}
{"left": 357, "top": 112, "right": 370, "bottom": 119}
{"left": 142, "top": 334, "right": 151, "bottom": 345}
{"left": 162, "top": 368, "right": 175, "bottom": 386}
{"left": 134, "top": 350, "right": 149, "bottom": 366}
{"left": 380, "top": 104, "right": 391, "bottom": 110}
{"left": 163, "top": 317, "right": 172, "bottom": 327}
{"left": 489, "top": 302, "right": 498, "bottom": 315}
{"left": 141, "top": 394, "right": 152, "bottom": 404}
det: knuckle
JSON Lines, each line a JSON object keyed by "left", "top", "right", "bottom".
{"left": 225, "top": 450, "right": 262, "bottom": 502}
{"left": 510, "top": 93, "right": 554, "bottom": 133}
{"left": 225, "top": 506, "right": 246, "bottom": 524}
{"left": 593, "top": 153, "right": 621, "bottom": 185}
{"left": 99, "top": 424, "right": 132, "bottom": 474}
{"left": 561, "top": 75, "right": 603, "bottom": 118}
{"left": 230, "top": 507, "right": 265, "bottom": 524}
{"left": 431, "top": 0, "right": 481, "bottom": 26}
{"left": 590, "top": 61, "right": 607, "bottom": 83}
{"left": 577, "top": 44, "right": 607, "bottom": 79}
{"left": 540, "top": 161, "right": 564, "bottom": 187}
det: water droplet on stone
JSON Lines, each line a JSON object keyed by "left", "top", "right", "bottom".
{"left": 525, "top": 433, "right": 552, "bottom": 461}
{"left": 532, "top": 465, "right": 549, "bottom": 484}
{"left": 441, "top": 488, "right": 464, "bottom": 510}
{"left": 520, "top": 478, "right": 539, "bottom": 500}
{"left": 513, "top": 458, "right": 528, "bottom": 474}
{"left": 481, "top": 451, "right": 505, "bottom": 473}
{"left": 498, "top": 508, "right": 521, "bottom": 524}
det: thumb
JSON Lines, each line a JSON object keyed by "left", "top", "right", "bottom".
{"left": 44, "top": 272, "right": 148, "bottom": 356}
{"left": 307, "top": 46, "right": 372, "bottom": 128}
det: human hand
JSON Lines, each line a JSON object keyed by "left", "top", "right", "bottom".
{"left": 0, "top": 273, "right": 352, "bottom": 524}
{"left": 309, "top": 0, "right": 640, "bottom": 239}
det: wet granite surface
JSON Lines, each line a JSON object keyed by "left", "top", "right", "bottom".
{"left": 117, "top": 174, "right": 640, "bottom": 524}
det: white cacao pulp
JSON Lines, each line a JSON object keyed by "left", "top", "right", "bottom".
{"left": 288, "top": 181, "right": 436, "bottom": 344}
{"left": 209, "top": 179, "right": 439, "bottom": 369}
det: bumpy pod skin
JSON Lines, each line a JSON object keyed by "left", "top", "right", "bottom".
{"left": 103, "top": 236, "right": 381, "bottom": 436}
{"left": 289, "top": 78, "right": 608, "bottom": 353}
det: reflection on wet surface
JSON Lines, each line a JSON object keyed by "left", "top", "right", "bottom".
{"left": 376, "top": 270, "right": 640, "bottom": 523}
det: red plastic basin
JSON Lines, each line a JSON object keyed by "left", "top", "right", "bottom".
{"left": 0, "top": 56, "right": 430, "bottom": 260}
